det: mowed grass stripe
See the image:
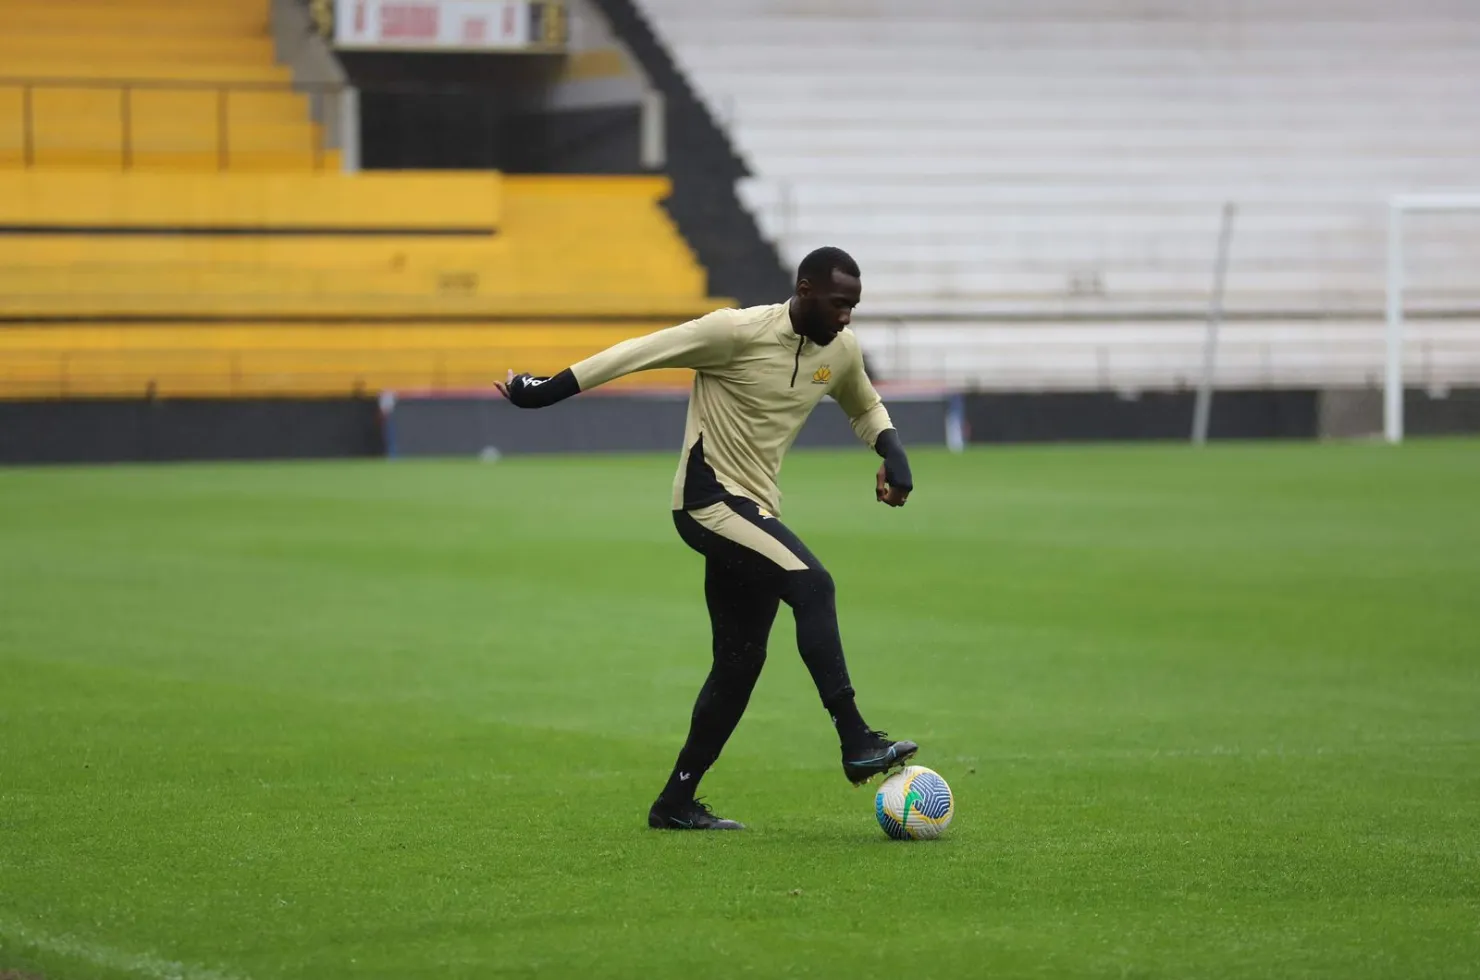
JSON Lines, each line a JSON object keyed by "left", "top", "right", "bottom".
{"left": 1, "top": 441, "right": 1477, "bottom": 979}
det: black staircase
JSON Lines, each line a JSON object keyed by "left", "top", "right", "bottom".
{"left": 591, "top": 0, "right": 791, "bottom": 306}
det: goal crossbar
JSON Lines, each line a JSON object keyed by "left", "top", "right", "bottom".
{"left": 1386, "top": 193, "right": 1480, "bottom": 443}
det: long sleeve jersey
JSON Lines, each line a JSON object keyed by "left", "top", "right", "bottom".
{"left": 570, "top": 303, "right": 893, "bottom": 517}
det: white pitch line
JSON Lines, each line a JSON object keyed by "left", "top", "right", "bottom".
{"left": 0, "top": 918, "right": 250, "bottom": 980}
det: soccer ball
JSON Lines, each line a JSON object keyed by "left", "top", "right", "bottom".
{"left": 875, "top": 765, "right": 954, "bottom": 840}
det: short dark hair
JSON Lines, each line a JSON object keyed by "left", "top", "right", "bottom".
{"left": 796, "top": 246, "right": 860, "bottom": 287}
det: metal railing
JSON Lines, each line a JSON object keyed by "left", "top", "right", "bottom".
{"left": 850, "top": 319, "right": 1480, "bottom": 393}
{"left": 3, "top": 75, "right": 666, "bottom": 174}
{"left": 0, "top": 77, "right": 351, "bottom": 172}
{"left": 7, "top": 336, "right": 1480, "bottom": 400}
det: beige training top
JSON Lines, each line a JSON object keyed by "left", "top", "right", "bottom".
{"left": 570, "top": 303, "right": 893, "bottom": 516}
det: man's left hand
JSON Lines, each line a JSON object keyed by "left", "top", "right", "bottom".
{"left": 876, "top": 464, "right": 909, "bottom": 507}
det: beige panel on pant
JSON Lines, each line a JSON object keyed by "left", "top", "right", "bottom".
{"left": 687, "top": 501, "right": 809, "bottom": 572}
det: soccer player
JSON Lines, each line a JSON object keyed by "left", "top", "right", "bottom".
{"left": 497, "top": 247, "right": 917, "bottom": 830}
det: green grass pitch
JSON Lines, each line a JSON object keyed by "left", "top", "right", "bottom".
{"left": 2, "top": 440, "right": 1478, "bottom": 979}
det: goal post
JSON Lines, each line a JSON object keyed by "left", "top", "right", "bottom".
{"left": 1385, "top": 192, "right": 1480, "bottom": 444}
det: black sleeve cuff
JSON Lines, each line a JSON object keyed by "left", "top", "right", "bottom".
{"left": 519, "top": 368, "right": 581, "bottom": 408}
{"left": 875, "top": 428, "right": 913, "bottom": 491}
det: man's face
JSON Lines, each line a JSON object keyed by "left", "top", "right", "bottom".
{"left": 794, "top": 268, "right": 861, "bottom": 346}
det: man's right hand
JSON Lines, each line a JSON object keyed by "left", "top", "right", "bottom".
{"left": 496, "top": 371, "right": 546, "bottom": 405}
{"left": 496, "top": 369, "right": 580, "bottom": 409}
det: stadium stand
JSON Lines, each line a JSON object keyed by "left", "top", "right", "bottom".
{"left": 587, "top": 0, "right": 791, "bottom": 307}
{"left": 637, "top": 0, "right": 1480, "bottom": 316}
{"left": 0, "top": 171, "right": 721, "bottom": 395}
{"left": 633, "top": 0, "right": 1480, "bottom": 387}
{"left": 0, "top": 0, "right": 333, "bottom": 171}
{"left": 0, "top": 0, "right": 728, "bottom": 398}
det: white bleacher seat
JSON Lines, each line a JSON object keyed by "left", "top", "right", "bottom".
{"left": 636, "top": 0, "right": 1480, "bottom": 387}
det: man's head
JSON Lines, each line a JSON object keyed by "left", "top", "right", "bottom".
{"left": 790, "top": 246, "right": 861, "bottom": 346}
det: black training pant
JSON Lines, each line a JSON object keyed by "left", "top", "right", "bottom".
{"left": 665, "top": 495, "right": 855, "bottom": 782}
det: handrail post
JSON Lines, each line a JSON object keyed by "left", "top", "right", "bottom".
{"left": 338, "top": 85, "right": 360, "bottom": 173}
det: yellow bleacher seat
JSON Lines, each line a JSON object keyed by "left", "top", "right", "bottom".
{"left": 1, "top": 87, "right": 313, "bottom": 124}
{"left": 0, "top": 36, "right": 276, "bottom": 61}
{"left": 5, "top": 2, "right": 270, "bottom": 36}
{"left": 0, "top": 172, "right": 710, "bottom": 310}
{"left": 0, "top": 170, "right": 504, "bottom": 306}
{"left": 0, "top": 149, "right": 341, "bottom": 172}
{"left": 0, "top": 0, "right": 727, "bottom": 399}
{"left": 0, "top": 324, "right": 704, "bottom": 398}
{"left": 0, "top": 171, "right": 728, "bottom": 397}
{"left": 0, "top": 0, "right": 321, "bottom": 172}
{"left": 0, "top": 171, "right": 501, "bottom": 226}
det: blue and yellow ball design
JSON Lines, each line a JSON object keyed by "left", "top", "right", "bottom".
{"left": 875, "top": 765, "right": 954, "bottom": 840}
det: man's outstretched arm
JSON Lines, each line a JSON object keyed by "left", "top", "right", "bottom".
{"left": 832, "top": 352, "right": 913, "bottom": 507}
{"left": 497, "top": 310, "right": 739, "bottom": 409}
